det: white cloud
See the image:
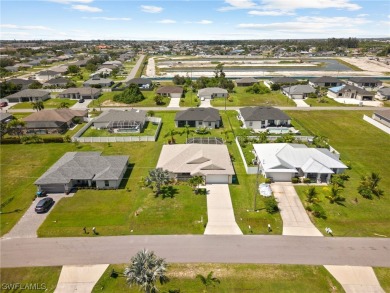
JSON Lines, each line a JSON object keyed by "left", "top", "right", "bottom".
{"left": 71, "top": 4, "right": 102, "bottom": 12}
{"left": 82, "top": 16, "right": 131, "bottom": 21}
{"left": 141, "top": 5, "right": 163, "bottom": 13}
{"left": 219, "top": 0, "right": 256, "bottom": 11}
{"left": 248, "top": 10, "right": 294, "bottom": 16}
{"left": 157, "top": 19, "right": 176, "bottom": 24}
{"left": 47, "top": 0, "right": 93, "bottom": 3}
{"left": 0, "top": 24, "right": 54, "bottom": 31}
{"left": 261, "top": 0, "right": 361, "bottom": 11}
{"left": 194, "top": 20, "right": 213, "bottom": 24}
{"left": 357, "top": 14, "right": 369, "bottom": 17}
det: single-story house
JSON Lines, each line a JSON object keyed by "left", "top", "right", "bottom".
{"left": 253, "top": 143, "right": 348, "bottom": 183}
{"left": 157, "top": 144, "right": 235, "bottom": 184}
{"left": 327, "top": 85, "right": 374, "bottom": 101}
{"left": 4, "top": 89, "right": 50, "bottom": 103}
{"left": 102, "top": 60, "right": 122, "bottom": 67}
{"left": 197, "top": 87, "right": 228, "bottom": 99}
{"left": 175, "top": 108, "right": 221, "bottom": 129}
{"left": 4, "top": 66, "right": 18, "bottom": 72}
{"left": 35, "top": 151, "right": 129, "bottom": 193}
{"left": 156, "top": 86, "right": 183, "bottom": 98}
{"left": 347, "top": 77, "right": 382, "bottom": 90}
{"left": 239, "top": 107, "right": 291, "bottom": 130}
{"left": 372, "top": 110, "right": 390, "bottom": 128}
{"left": 0, "top": 113, "right": 14, "bottom": 124}
{"left": 51, "top": 65, "right": 69, "bottom": 74}
{"left": 282, "top": 85, "right": 315, "bottom": 99}
{"left": 23, "top": 109, "right": 88, "bottom": 134}
{"left": 236, "top": 77, "right": 258, "bottom": 86}
{"left": 58, "top": 87, "right": 101, "bottom": 100}
{"left": 35, "top": 70, "right": 61, "bottom": 82}
{"left": 43, "top": 77, "right": 70, "bottom": 88}
{"left": 127, "top": 78, "right": 152, "bottom": 89}
{"left": 6, "top": 78, "right": 39, "bottom": 90}
{"left": 268, "top": 76, "right": 299, "bottom": 85}
{"left": 92, "top": 109, "right": 147, "bottom": 132}
{"left": 309, "top": 76, "right": 344, "bottom": 88}
{"left": 375, "top": 87, "right": 390, "bottom": 101}
{"left": 91, "top": 68, "right": 112, "bottom": 78}
{"left": 83, "top": 77, "right": 113, "bottom": 88}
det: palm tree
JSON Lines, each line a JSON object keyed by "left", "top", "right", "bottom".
{"left": 196, "top": 271, "right": 220, "bottom": 291}
{"left": 325, "top": 185, "right": 345, "bottom": 204}
{"left": 358, "top": 173, "right": 384, "bottom": 199}
{"left": 145, "top": 168, "right": 171, "bottom": 195}
{"left": 188, "top": 175, "right": 204, "bottom": 194}
{"left": 164, "top": 129, "right": 179, "bottom": 144}
{"left": 31, "top": 100, "right": 44, "bottom": 111}
{"left": 124, "top": 249, "right": 169, "bottom": 293}
{"left": 305, "top": 186, "right": 320, "bottom": 204}
{"left": 181, "top": 124, "right": 195, "bottom": 141}
{"left": 221, "top": 129, "right": 232, "bottom": 142}
{"left": 7, "top": 119, "right": 25, "bottom": 137}
{"left": 57, "top": 101, "right": 70, "bottom": 109}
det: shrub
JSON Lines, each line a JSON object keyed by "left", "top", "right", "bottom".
{"left": 21, "top": 135, "right": 43, "bottom": 144}
{"left": 310, "top": 204, "right": 327, "bottom": 219}
{"left": 264, "top": 178, "right": 272, "bottom": 184}
{"left": 238, "top": 120, "right": 243, "bottom": 127}
{"left": 291, "top": 177, "right": 299, "bottom": 184}
{"left": 264, "top": 197, "right": 279, "bottom": 214}
{"left": 303, "top": 178, "right": 311, "bottom": 184}
{"left": 113, "top": 83, "right": 144, "bottom": 104}
{"left": 42, "top": 136, "right": 65, "bottom": 143}
{"left": 0, "top": 137, "right": 21, "bottom": 144}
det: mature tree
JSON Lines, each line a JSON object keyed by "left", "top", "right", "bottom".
{"left": 164, "top": 128, "right": 180, "bottom": 144}
{"left": 181, "top": 124, "right": 195, "bottom": 140}
{"left": 28, "top": 81, "right": 43, "bottom": 89}
{"left": 145, "top": 168, "right": 171, "bottom": 195}
{"left": 270, "top": 83, "right": 281, "bottom": 91}
{"left": 196, "top": 271, "right": 220, "bottom": 291}
{"left": 67, "top": 65, "right": 80, "bottom": 74}
{"left": 65, "top": 81, "right": 77, "bottom": 88}
{"left": 113, "top": 83, "right": 145, "bottom": 104}
{"left": 305, "top": 187, "right": 320, "bottom": 204}
{"left": 0, "top": 82, "right": 22, "bottom": 98}
{"left": 124, "top": 249, "right": 169, "bottom": 293}
{"left": 57, "top": 101, "right": 70, "bottom": 109}
{"left": 31, "top": 101, "right": 44, "bottom": 112}
{"left": 326, "top": 185, "right": 345, "bottom": 204}
{"left": 147, "top": 110, "right": 155, "bottom": 117}
{"left": 7, "top": 119, "right": 25, "bottom": 137}
{"left": 245, "top": 83, "right": 270, "bottom": 94}
{"left": 358, "top": 173, "right": 384, "bottom": 199}
{"left": 188, "top": 175, "right": 204, "bottom": 193}
{"left": 172, "top": 74, "right": 186, "bottom": 85}
{"left": 154, "top": 94, "right": 164, "bottom": 105}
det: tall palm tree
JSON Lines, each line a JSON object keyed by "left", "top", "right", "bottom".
{"left": 164, "top": 129, "right": 179, "bottom": 144}
{"left": 145, "top": 168, "right": 171, "bottom": 195}
{"left": 31, "top": 100, "right": 44, "bottom": 112}
{"left": 7, "top": 119, "right": 25, "bottom": 137}
{"left": 181, "top": 124, "right": 195, "bottom": 141}
{"left": 124, "top": 249, "right": 169, "bottom": 293}
{"left": 326, "top": 185, "right": 345, "bottom": 204}
{"left": 196, "top": 271, "right": 220, "bottom": 291}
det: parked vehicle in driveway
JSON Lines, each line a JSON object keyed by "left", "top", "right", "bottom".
{"left": 78, "top": 98, "right": 84, "bottom": 103}
{"left": 35, "top": 197, "right": 54, "bottom": 213}
{"left": 36, "top": 191, "right": 47, "bottom": 197}
{"left": 0, "top": 101, "right": 8, "bottom": 107}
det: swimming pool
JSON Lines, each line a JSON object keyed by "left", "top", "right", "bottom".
{"left": 267, "top": 127, "right": 292, "bottom": 134}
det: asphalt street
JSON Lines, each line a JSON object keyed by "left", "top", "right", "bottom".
{"left": 1, "top": 235, "right": 389, "bottom": 268}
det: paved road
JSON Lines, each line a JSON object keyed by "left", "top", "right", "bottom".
{"left": 124, "top": 54, "right": 145, "bottom": 82}
{"left": 1, "top": 235, "right": 390, "bottom": 268}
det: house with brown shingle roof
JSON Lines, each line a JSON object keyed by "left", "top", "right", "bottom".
{"left": 156, "top": 86, "right": 183, "bottom": 98}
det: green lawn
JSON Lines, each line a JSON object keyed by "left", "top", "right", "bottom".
{"left": 288, "top": 110, "right": 390, "bottom": 237}
{"left": 93, "top": 263, "right": 344, "bottom": 292}
{"left": 180, "top": 90, "right": 199, "bottom": 107}
{"left": 211, "top": 86, "right": 296, "bottom": 107}
{"left": 0, "top": 267, "right": 62, "bottom": 293}
{"left": 88, "top": 91, "right": 169, "bottom": 108}
{"left": 374, "top": 267, "right": 390, "bottom": 293}
{"left": 81, "top": 121, "right": 158, "bottom": 137}
{"left": 10, "top": 98, "right": 77, "bottom": 110}
{"left": 304, "top": 97, "right": 352, "bottom": 107}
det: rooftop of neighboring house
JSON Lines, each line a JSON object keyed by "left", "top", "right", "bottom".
{"left": 156, "top": 86, "right": 184, "bottom": 94}
{"left": 239, "top": 106, "right": 290, "bottom": 121}
{"left": 175, "top": 107, "right": 220, "bottom": 122}
{"left": 93, "top": 109, "right": 147, "bottom": 123}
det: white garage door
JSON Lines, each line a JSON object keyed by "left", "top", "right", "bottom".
{"left": 206, "top": 175, "right": 229, "bottom": 184}
{"left": 267, "top": 172, "right": 292, "bottom": 182}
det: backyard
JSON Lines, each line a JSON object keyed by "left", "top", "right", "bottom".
{"left": 304, "top": 97, "right": 353, "bottom": 107}
{"left": 81, "top": 121, "right": 159, "bottom": 137}
{"left": 9, "top": 98, "right": 77, "bottom": 110}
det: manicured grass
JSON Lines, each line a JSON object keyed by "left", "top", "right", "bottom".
{"left": 10, "top": 98, "right": 77, "bottom": 109}
{"left": 374, "top": 267, "right": 390, "bottom": 293}
{"left": 0, "top": 267, "right": 62, "bottom": 293}
{"left": 304, "top": 97, "right": 352, "bottom": 107}
{"left": 88, "top": 90, "right": 169, "bottom": 108}
{"left": 211, "top": 86, "right": 296, "bottom": 107}
{"left": 81, "top": 121, "right": 158, "bottom": 137}
{"left": 180, "top": 90, "right": 200, "bottom": 107}
{"left": 93, "top": 263, "right": 343, "bottom": 292}
{"left": 288, "top": 110, "right": 390, "bottom": 237}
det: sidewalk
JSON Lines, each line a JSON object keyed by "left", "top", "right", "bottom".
{"left": 204, "top": 184, "right": 242, "bottom": 235}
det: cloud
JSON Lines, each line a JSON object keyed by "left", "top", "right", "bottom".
{"left": 186, "top": 20, "right": 213, "bottom": 24}
{"left": 82, "top": 16, "right": 131, "bottom": 21}
{"left": 357, "top": 14, "right": 369, "bottom": 17}
{"left": 0, "top": 24, "right": 54, "bottom": 31}
{"left": 219, "top": 0, "right": 256, "bottom": 11}
{"left": 248, "top": 10, "right": 294, "bottom": 16}
{"left": 47, "top": 0, "right": 93, "bottom": 3}
{"left": 141, "top": 5, "right": 163, "bottom": 13}
{"left": 71, "top": 4, "right": 102, "bottom": 12}
{"left": 157, "top": 19, "right": 176, "bottom": 24}
{"left": 261, "top": 0, "right": 361, "bottom": 11}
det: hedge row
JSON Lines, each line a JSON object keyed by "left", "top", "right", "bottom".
{"left": 1, "top": 136, "right": 66, "bottom": 144}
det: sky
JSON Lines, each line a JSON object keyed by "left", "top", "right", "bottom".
{"left": 0, "top": 0, "right": 389, "bottom": 40}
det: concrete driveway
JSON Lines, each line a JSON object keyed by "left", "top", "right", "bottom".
{"left": 70, "top": 99, "right": 92, "bottom": 110}
{"left": 167, "top": 97, "right": 180, "bottom": 108}
{"left": 3, "top": 193, "right": 73, "bottom": 239}
{"left": 199, "top": 99, "right": 211, "bottom": 108}
{"left": 204, "top": 184, "right": 242, "bottom": 235}
{"left": 294, "top": 99, "right": 310, "bottom": 107}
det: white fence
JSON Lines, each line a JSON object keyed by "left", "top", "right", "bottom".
{"left": 235, "top": 137, "right": 258, "bottom": 174}
{"left": 72, "top": 116, "right": 162, "bottom": 142}
{"left": 363, "top": 115, "right": 390, "bottom": 135}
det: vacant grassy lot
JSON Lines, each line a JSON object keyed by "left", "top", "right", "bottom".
{"left": 304, "top": 97, "right": 352, "bottom": 107}
{"left": 81, "top": 121, "right": 159, "bottom": 137}
{"left": 211, "top": 86, "right": 296, "bottom": 107}
{"left": 10, "top": 98, "right": 77, "bottom": 109}
{"left": 180, "top": 90, "right": 200, "bottom": 107}
{"left": 0, "top": 267, "right": 62, "bottom": 293}
{"left": 288, "top": 110, "right": 390, "bottom": 237}
{"left": 93, "top": 263, "right": 343, "bottom": 292}
{"left": 88, "top": 91, "right": 169, "bottom": 108}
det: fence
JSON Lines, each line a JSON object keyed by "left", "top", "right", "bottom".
{"left": 72, "top": 116, "right": 162, "bottom": 142}
{"left": 235, "top": 137, "right": 258, "bottom": 174}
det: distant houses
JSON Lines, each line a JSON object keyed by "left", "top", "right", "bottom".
{"left": 327, "top": 85, "right": 374, "bottom": 101}
{"left": 236, "top": 77, "right": 258, "bottom": 87}
{"left": 347, "top": 77, "right": 382, "bottom": 91}
{"left": 156, "top": 86, "right": 183, "bottom": 98}
{"left": 127, "top": 78, "right": 152, "bottom": 89}
{"left": 309, "top": 76, "right": 344, "bottom": 88}
{"left": 83, "top": 77, "right": 113, "bottom": 88}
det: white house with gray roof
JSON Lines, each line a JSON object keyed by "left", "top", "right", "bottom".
{"left": 157, "top": 144, "right": 235, "bottom": 184}
{"left": 35, "top": 152, "right": 129, "bottom": 193}
{"left": 253, "top": 143, "right": 348, "bottom": 183}
{"left": 59, "top": 87, "right": 101, "bottom": 100}
{"left": 92, "top": 109, "right": 147, "bottom": 132}
{"left": 239, "top": 107, "right": 291, "bottom": 130}
{"left": 197, "top": 87, "right": 228, "bottom": 99}
{"left": 282, "top": 85, "right": 315, "bottom": 99}
{"left": 375, "top": 87, "right": 390, "bottom": 101}
{"left": 5, "top": 89, "right": 50, "bottom": 103}
{"left": 175, "top": 108, "right": 221, "bottom": 128}
{"left": 327, "top": 85, "right": 374, "bottom": 101}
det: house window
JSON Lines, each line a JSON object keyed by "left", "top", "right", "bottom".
{"left": 104, "top": 180, "right": 109, "bottom": 187}
{"left": 249, "top": 122, "right": 253, "bottom": 127}
{"left": 208, "top": 122, "right": 212, "bottom": 127}
{"left": 199, "top": 121, "right": 203, "bottom": 125}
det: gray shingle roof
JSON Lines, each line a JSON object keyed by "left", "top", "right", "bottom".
{"left": 374, "top": 109, "right": 390, "bottom": 120}
{"left": 44, "top": 77, "right": 70, "bottom": 84}
{"left": 59, "top": 87, "right": 101, "bottom": 96}
{"left": 198, "top": 87, "right": 228, "bottom": 96}
{"left": 270, "top": 77, "right": 298, "bottom": 84}
{"left": 175, "top": 108, "right": 221, "bottom": 122}
{"left": 349, "top": 77, "right": 381, "bottom": 83}
{"left": 240, "top": 107, "right": 290, "bottom": 121}
{"left": 310, "top": 76, "right": 343, "bottom": 83}
{"left": 127, "top": 78, "right": 152, "bottom": 85}
{"left": 5, "top": 89, "right": 48, "bottom": 99}
{"left": 378, "top": 87, "right": 390, "bottom": 96}
{"left": 23, "top": 109, "right": 87, "bottom": 129}
{"left": 236, "top": 77, "right": 258, "bottom": 84}
{"left": 283, "top": 85, "right": 315, "bottom": 95}
{"left": 329, "top": 84, "right": 373, "bottom": 95}
{"left": 156, "top": 86, "right": 183, "bottom": 94}
{"left": 93, "top": 109, "right": 147, "bottom": 123}
{"left": 35, "top": 152, "right": 129, "bottom": 184}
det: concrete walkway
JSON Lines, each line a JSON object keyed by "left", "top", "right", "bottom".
{"left": 204, "top": 184, "right": 242, "bottom": 235}
{"left": 271, "top": 183, "right": 384, "bottom": 292}
{"left": 294, "top": 99, "right": 310, "bottom": 107}
{"left": 271, "top": 183, "right": 322, "bottom": 236}
{"left": 54, "top": 264, "right": 109, "bottom": 293}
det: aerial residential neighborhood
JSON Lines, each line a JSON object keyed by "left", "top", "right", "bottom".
{"left": 1, "top": 0, "right": 390, "bottom": 292}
